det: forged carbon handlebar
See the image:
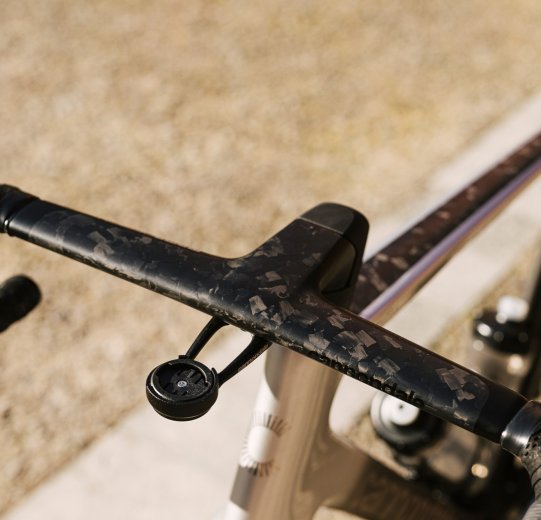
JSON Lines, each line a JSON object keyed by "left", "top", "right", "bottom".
{"left": 4, "top": 130, "right": 541, "bottom": 517}
{"left": 0, "top": 184, "right": 529, "bottom": 442}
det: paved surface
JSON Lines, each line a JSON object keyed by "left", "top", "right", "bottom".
{"left": 4, "top": 93, "right": 541, "bottom": 519}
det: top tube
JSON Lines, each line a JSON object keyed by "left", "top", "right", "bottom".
{"left": 354, "top": 131, "right": 541, "bottom": 322}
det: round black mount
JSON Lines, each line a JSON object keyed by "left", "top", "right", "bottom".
{"left": 146, "top": 356, "right": 219, "bottom": 421}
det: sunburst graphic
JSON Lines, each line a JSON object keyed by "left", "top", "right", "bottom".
{"left": 239, "top": 411, "right": 289, "bottom": 477}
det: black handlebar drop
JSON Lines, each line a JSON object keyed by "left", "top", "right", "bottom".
{"left": 0, "top": 275, "right": 41, "bottom": 333}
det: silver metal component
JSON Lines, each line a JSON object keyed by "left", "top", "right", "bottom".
{"left": 470, "top": 463, "right": 489, "bottom": 479}
{"left": 501, "top": 401, "right": 541, "bottom": 455}
{"left": 468, "top": 296, "right": 530, "bottom": 389}
{"left": 496, "top": 296, "right": 529, "bottom": 323}
{"left": 507, "top": 354, "right": 526, "bottom": 376}
{"left": 370, "top": 392, "right": 435, "bottom": 450}
{"left": 379, "top": 395, "right": 420, "bottom": 427}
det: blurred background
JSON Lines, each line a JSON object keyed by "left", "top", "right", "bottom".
{"left": 3, "top": 0, "right": 541, "bottom": 515}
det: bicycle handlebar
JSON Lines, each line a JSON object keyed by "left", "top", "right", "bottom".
{"left": 0, "top": 184, "right": 528, "bottom": 442}
{"left": 4, "top": 131, "right": 541, "bottom": 517}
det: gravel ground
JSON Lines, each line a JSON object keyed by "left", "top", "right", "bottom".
{"left": 3, "top": 0, "right": 541, "bottom": 513}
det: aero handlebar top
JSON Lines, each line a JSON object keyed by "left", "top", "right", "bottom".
{"left": 0, "top": 183, "right": 529, "bottom": 442}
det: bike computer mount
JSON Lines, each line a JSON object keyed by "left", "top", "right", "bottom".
{"left": 146, "top": 203, "right": 369, "bottom": 421}
{"left": 146, "top": 317, "right": 271, "bottom": 421}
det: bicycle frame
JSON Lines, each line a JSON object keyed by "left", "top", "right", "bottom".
{"left": 1, "top": 133, "right": 541, "bottom": 519}
{"left": 221, "top": 134, "right": 541, "bottom": 519}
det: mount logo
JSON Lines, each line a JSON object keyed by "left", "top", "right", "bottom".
{"left": 308, "top": 350, "right": 425, "bottom": 408}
